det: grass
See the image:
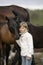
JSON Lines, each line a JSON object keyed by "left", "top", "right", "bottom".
{"left": 27, "top": 9, "right": 43, "bottom": 26}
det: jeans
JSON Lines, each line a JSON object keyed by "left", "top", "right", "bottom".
{"left": 22, "top": 56, "right": 32, "bottom": 65}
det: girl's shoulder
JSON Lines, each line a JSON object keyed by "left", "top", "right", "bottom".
{"left": 25, "top": 32, "right": 32, "bottom": 37}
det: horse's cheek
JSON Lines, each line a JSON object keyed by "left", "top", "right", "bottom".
{"left": 1, "top": 24, "right": 14, "bottom": 44}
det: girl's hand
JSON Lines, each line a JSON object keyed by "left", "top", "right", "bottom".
{"left": 26, "top": 56, "right": 31, "bottom": 60}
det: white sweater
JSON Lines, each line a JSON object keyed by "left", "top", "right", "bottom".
{"left": 16, "top": 32, "right": 34, "bottom": 57}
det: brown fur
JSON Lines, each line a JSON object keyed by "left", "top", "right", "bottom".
{"left": 1, "top": 24, "right": 14, "bottom": 43}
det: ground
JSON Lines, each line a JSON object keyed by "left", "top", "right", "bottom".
{"left": 4, "top": 52, "right": 43, "bottom": 65}
{"left": 34, "top": 52, "right": 43, "bottom": 65}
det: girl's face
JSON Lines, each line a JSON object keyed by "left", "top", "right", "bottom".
{"left": 19, "top": 25, "right": 26, "bottom": 34}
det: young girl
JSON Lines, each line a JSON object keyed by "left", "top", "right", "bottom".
{"left": 16, "top": 21, "right": 34, "bottom": 65}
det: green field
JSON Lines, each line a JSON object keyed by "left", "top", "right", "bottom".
{"left": 27, "top": 9, "right": 43, "bottom": 26}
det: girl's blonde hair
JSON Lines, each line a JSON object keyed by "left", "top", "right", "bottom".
{"left": 20, "top": 21, "right": 28, "bottom": 29}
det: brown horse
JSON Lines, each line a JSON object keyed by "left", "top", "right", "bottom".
{"left": 0, "top": 5, "right": 29, "bottom": 65}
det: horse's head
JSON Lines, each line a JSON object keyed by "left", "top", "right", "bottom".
{"left": 7, "top": 17, "right": 20, "bottom": 40}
